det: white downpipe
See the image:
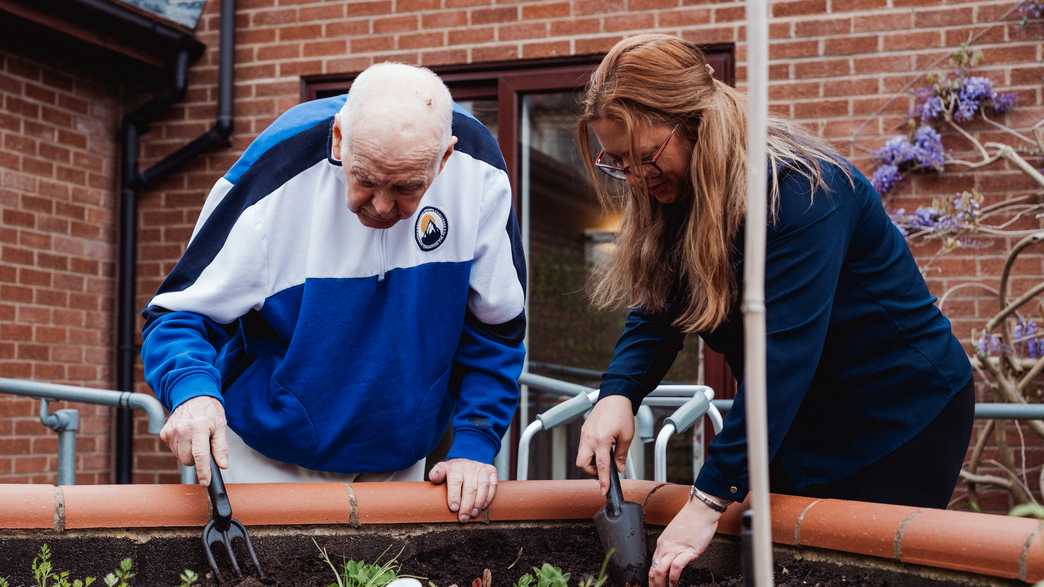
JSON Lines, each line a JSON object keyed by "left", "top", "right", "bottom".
{"left": 744, "top": 1, "right": 774, "bottom": 585}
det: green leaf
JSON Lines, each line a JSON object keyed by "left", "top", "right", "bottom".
{"left": 1011, "top": 503, "right": 1044, "bottom": 519}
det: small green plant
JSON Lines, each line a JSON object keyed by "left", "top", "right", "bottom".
{"left": 512, "top": 550, "right": 612, "bottom": 587}
{"left": 30, "top": 544, "right": 99, "bottom": 587}
{"left": 513, "top": 563, "right": 570, "bottom": 587}
{"left": 314, "top": 538, "right": 408, "bottom": 587}
{"left": 101, "top": 558, "right": 133, "bottom": 587}
{"left": 177, "top": 569, "right": 200, "bottom": 587}
{"left": 1, "top": 576, "right": 10, "bottom": 587}
{"left": 1011, "top": 503, "right": 1044, "bottom": 519}
{"left": 576, "top": 550, "right": 613, "bottom": 587}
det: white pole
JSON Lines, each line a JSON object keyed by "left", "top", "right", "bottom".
{"left": 743, "top": 1, "right": 774, "bottom": 585}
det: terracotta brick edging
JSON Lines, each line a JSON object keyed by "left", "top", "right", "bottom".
{"left": 1, "top": 481, "right": 1041, "bottom": 582}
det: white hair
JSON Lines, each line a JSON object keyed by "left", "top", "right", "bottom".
{"left": 341, "top": 62, "right": 453, "bottom": 159}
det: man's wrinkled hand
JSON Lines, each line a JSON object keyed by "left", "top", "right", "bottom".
{"left": 428, "top": 458, "right": 498, "bottom": 523}
{"left": 159, "top": 396, "right": 229, "bottom": 486}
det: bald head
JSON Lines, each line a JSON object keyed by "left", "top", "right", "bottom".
{"left": 340, "top": 63, "right": 453, "bottom": 161}
{"left": 332, "top": 63, "right": 458, "bottom": 230}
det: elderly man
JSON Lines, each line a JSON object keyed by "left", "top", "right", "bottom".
{"left": 141, "top": 63, "right": 526, "bottom": 522}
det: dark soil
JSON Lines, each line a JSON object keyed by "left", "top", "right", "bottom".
{"left": 0, "top": 525, "right": 994, "bottom": 587}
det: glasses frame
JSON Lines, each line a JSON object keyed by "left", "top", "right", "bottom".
{"left": 593, "top": 125, "right": 678, "bottom": 182}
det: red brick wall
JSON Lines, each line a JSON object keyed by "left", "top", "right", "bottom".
{"left": 0, "top": 51, "right": 119, "bottom": 483}
{"left": 2, "top": 1, "right": 1041, "bottom": 495}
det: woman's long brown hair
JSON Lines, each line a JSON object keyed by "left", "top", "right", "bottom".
{"left": 578, "top": 34, "right": 850, "bottom": 333}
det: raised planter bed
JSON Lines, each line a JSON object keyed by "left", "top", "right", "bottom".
{"left": 0, "top": 481, "right": 1038, "bottom": 585}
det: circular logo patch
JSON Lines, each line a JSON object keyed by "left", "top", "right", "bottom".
{"left": 415, "top": 206, "right": 448, "bottom": 252}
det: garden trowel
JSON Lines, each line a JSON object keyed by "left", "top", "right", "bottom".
{"left": 593, "top": 446, "right": 648, "bottom": 586}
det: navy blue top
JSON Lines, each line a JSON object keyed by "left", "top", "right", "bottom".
{"left": 599, "top": 162, "right": 972, "bottom": 501}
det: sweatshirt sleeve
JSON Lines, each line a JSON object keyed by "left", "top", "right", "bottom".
{"left": 445, "top": 163, "right": 527, "bottom": 464}
{"left": 141, "top": 177, "right": 269, "bottom": 411}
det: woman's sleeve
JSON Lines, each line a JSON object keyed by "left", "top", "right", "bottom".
{"left": 599, "top": 309, "right": 686, "bottom": 412}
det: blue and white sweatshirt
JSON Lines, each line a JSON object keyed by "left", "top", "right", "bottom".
{"left": 141, "top": 95, "right": 527, "bottom": 473}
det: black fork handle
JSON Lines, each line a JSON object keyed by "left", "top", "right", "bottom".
{"left": 606, "top": 445, "right": 624, "bottom": 517}
{"left": 208, "top": 454, "right": 233, "bottom": 531}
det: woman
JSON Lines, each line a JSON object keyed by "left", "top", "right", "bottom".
{"left": 573, "top": 34, "right": 974, "bottom": 587}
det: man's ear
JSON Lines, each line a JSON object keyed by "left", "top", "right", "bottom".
{"left": 331, "top": 113, "right": 344, "bottom": 161}
{"left": 437, "top": 136, "right": 458, "bottom": 174}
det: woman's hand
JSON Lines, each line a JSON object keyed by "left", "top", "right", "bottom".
{"left": 576, "top": 395, "right": 634, "bottom": 493}
{"left": 649, "top": 497, "right": 722, "bottom": 587}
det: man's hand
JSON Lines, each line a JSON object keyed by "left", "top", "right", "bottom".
{"left": 649, "top": 498, "right": 721, "bottom": 587}
{"left": 159, "top": 396, "right": 229, "bottom": 486}
{"left": 575, "top": 395, "right": 634, "bottom": 494}
{"left": 428, "top": 458, "right": 498, "bottom": 523}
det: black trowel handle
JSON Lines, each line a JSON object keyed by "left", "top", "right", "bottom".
{"left": 606, "top": 445, "right": 624, "bottom": 517}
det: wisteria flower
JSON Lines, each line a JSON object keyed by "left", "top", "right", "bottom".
{"left": 991, "top": 92, "right": 1016, "bottom": 113}
{"left": 1014, "top": 317, "right": 1043, "bottom": 359}
{"left": 920, "top": 96, "right": 944, "bottom": 121}
{"left": 912, "top": 126, "right": 945, "bottom": 170}
{"left": 976, "top": 330, "right": 1004, "bottom": 356}
{"left": 872, "top": 164, "right": 903, "bottom": 194}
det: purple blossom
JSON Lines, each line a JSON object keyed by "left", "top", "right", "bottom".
{"left": 876, "top": 136, "right": 916, "bottom": 165}
{"left": 888, "top": 191, "right": 982, "bottom": 235}
{"left": 1019, "top": 0, "right": 1044, "bottom": 21}
{"left": 960, "top": 76, "right": 994, "bottom": 101}
{"left": 955, "top": 98, "right": 979, "bottom": 122}
{"left": 872, "top": 164, "right": 902, "bottom": 194}
{"left": 912, "top": 125, "right": 945, "bottom": 170}
{"left": 991, "top": 93, "right": 1017, "bottom": 113}
{"left": 920, "top": 96, "right": 944, "bottom": 121}
{"left": 977, "top": 330, "right": 1004, "bottom": 356}
{"left": 1014, "top": 317, "right": 1043, "bottom": 359}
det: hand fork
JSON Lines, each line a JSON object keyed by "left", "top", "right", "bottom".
{"left": 201, "top": 454, "right": 264, "bottom": 583}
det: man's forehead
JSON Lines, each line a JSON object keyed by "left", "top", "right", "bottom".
{"left": 349, "top": 149, "right": 432, "bottom": 181}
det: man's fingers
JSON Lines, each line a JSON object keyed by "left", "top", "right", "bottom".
{"left": 470, "top": 471, "right": 491, "bottom": 519}
{"left": 483, "top": 471, "right": 498, "bottom": 510}
{"left": 668, "top": 551, "right": 697, "bottom": 587}
{"left": 191, "top": 425, "right": 212, "bottom": 486}
{"left": 174, "top": 433, "right": 195, "bottom": 467}
{"left": 446, "top": 469, "right": 463, "bottom": 513}
{"left": 211, "top": 421, "right": 229, "bottom": 469}
{"left": 458, "top": 471, "right": 479, "bottom": 522}
{"left": 428, "top": 463, "right": 445, "bottom": 484}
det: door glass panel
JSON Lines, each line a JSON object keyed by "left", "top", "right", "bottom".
{"left": 520, "top": 91, "right": 700, "bottom": 481}
{"left": 456, "top": 99, "right": 498, "bottom": 138}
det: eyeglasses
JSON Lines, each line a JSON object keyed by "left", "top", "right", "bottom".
{"left": 593, "top": 126, "right": 678, "bottom": 182}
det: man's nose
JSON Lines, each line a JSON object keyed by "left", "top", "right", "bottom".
{"left": 372, "top": 193, "right": 395, "bottom": 216}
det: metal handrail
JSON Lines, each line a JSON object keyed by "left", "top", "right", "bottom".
{"left": 654, "top": 389, "right": 724, "bottom": 482}
{"left": 709, "top": 399, "right": 1044, "bottom": 420}
{"left": 518, "top": 373, "right": 1044, "bottom": 483}
{"left": 1, "top": 378, "right": 165, "bottom": 433}
{"left": 0, "top": 378, "right": 168, "bottom": 485}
